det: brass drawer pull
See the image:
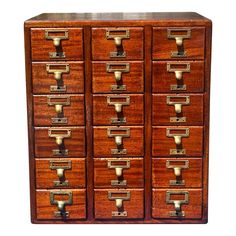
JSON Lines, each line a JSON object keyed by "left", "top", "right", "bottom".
{"left": 48, "top": 128, "right": 71, "bottom": 146}
{"left": 106, "top": 63, "right": 130, "bottom": 82}
{"left": 50, "top": 191, "right": 73, "bottom": 217}
{"left": 46, "top": 64, "right": 70, "bottom": 81}
{"left": 167, "top": 62, "right": 190, "bottom": 80}
{"left": 47, "top": 95, "right": 70, "bottom": 114}
{"left": 166, "top": 191, "right": 189, "bottom": 217}
{"left": 45, "top": 29, "right": 69, "bottom": 47}
{"left": 107, "top": 95, "right": 130, "bottom": 113}
{"left": 106, "top": 28, "right": 130, "bottom": 46}
{"left": 166, "top": 128, "right": 189, "bottom": 145}
{"left": 166, "top": 160, "right": 189, "bottom": 177}
{"left": 166, "top": 95, "right": 190, "bottom": 114}
{"left": 107, "top": 127, "right": 130, "bottom": 146}
{"left": 107, "top": 159, "right": 130, "bottom": 177}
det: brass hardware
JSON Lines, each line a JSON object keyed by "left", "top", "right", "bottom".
{"left": 170, "top": 149, "right": 186, "bottom": 155}
{"left": 166, "top": 95, "right": 190, "bottom": 114}
{"left": 111, "top": 84, "right": 126, "bottom": 91}
{"left": 46, "top": 64, "right": 70, "bottom": 81}
{"left": 50, "top": 191, "right": 72, "bottom": 217}
{"left": 53, "top": 149, "right": 68, "bottom": 156}
{"left": 108, "top": 160, "right": 130, "bottom": 177}
{"left": 166, "top": 128, "right": 189, "bottom": 145}
{"left": 45, "top": 29, "right": 69, "bottom": 47}
{"left": 107, "top": 95, "right": 130, "bottom": 113}
{"left": 106, "top": 63, "right": 130, "bottom": 82}
{"left": 50, "top": 85, "right": 67, "bottom": 93}
{"left": 111, "top": 117, "right": 126, "bottom": 124}
{"left": 48, "top": 128, "right": 71, "bottom": 146}
{"left": 107, "top": 127, "right": 130, "bottom": 147}
{"left": 49, "top": 52, "right": 66, "bottom": 59}
{"left": 47, "top": 95, "right": 70, "bottom": 113}
{"left": 167, "top": 62, "right": 190, "bottom": 80}
{"left": 170, "top": 84, "right": 186, "bottom": 91}
{"left": 166, "top": 191, "right": 189, "bottom": 217}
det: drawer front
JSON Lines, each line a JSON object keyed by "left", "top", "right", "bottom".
{"left": 93, "top": 126, "right": 144, "bottom": 157}
{"left": 93, "top": 94, "right": 144, "bottom": 125}
{"left": 92, "top": 27, "right": 144, "bottom": 60}
{"left": 94, "top": 189, "right": 144, "bottom": 219}
{"left": 32, "top": 62, "right": 84, "bottom": 94}
{"left": 152, "top": 94, "right": 204, "bottom": 125}
{"left": 35, "top": 158, "right": 86, "bottom": 189}
{"left": 31, "top": 28, "right": 83, "bottom": 61}
{"left": 92, "top": 61, "right": 144, "bottom": 93}
{"left": 94, "top": 158, "right": 144, "bottom": 188}
{"left": 152, "top": 126, "right": 203, "bottom": 157}
{"left": 34, "top": 127, "right": 85, "bottom": 158}
{"left": 152, "top": 61, "right": 204, "bottom": 93}
{"left": 36, "top": 189, "right": 86, "bottom": 220}
{"left": 152, "top": 189, "right": 202, "bottom": 219}
{"left": 153, "top": 27, "right": 205, "bottom": 59}
{"left": 34, "top": 95, "right": 85, "bottom": 126}
{"left": 152, "top": 158, "right": 202, "bottom": 188}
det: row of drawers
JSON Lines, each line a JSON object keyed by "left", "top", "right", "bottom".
{"left": 32, "top": 61, "right": 204, "bottom": 94}
{"left": 31, "top": 27, "right": 205, "bottom": 60}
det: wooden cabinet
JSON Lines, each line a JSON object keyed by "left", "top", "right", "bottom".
{"left": 25, "top": 12, "right": 212, "bottom": 224}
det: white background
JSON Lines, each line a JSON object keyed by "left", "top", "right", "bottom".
{"left": 0, "top": 0, "right": 235, "bottom": 235}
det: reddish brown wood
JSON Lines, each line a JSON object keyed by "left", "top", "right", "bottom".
{"left": 153, "top": 27, "right": 205, "bottom": 60}
{"left": 152, "top": 94, "right": 204, "bottom": 125}
{"left": 92, "top": 27, "right": 143, "bottom": 60}
{"left": 35, "top": 158, "right": 86, "bottom": 188}
{"left": 92, "top": 61, "right": 144, "bottom": 93}
{"left": 32, "top": 62, "right": 84, "bottom": 94}
{"left": 152, "top": 189, "right": 202, "bottom": 219}
{"left": 152, "top": 158, "right": 202, "bottom": 188}
{"left": 152, "top": 61, "right": 204, "bottom": 93}
{"left": 94, "top": 189, "right": 144, "bottom": 219}
{"left": 94, "top": 158, "right": 144, "bottom": 188}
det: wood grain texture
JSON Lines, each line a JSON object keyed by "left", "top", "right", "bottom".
{"left": 152, "top": 189, "right": 202, "bottom": 219}
{"left": 94, "top": 189, "right": 144, "bottom": 219}
{"left": 93, "top": 94, "right": 144, "bottom": 125}
{"left": 33, "top": 95, "right": 85, "bottom": 126}
{"left": 92, "top": 27, "right": 143, "bottom": 60}
{"left": 152, "top": 61, "right": 204, "bottom": 93}
{"left": 152, "top": 158, "right": 202, "bottom": 188}
{"left": 93, "top": 126, "right": 144, "bottom": 157}
{"left": 94, "top": 158, "right": 144, "bottom": 188}
{"left": 153, "top": 27, "right": 205, "bottom": 60}
{"left": 36, "top": 189, "right": 86, "bottom": 220}
{"left": 32, "top": 62, "right": 84, "bottom": 94}
{"left": 34, "top": 127, "right": 86, "bottom": 157}
{"left": 152, "top": 94, "right": 204, "bottom": 125}
{"left": 31, "top": 28, "right": 83, "bottom": 61}
{"left": 152, "top": 126, "right": 203, "bottom": 156}
{"left": 92, "top": 61, "right": 144, "bottom": 93}
{"left": 35, "top": 158, "right": 86, "bottom": 188}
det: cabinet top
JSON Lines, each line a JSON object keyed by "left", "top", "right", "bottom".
{"left": 25, "top": 12, "right": 211, "bottom": 27}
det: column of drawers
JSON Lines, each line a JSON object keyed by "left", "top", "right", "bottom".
{"left": 151, "top": 27, "right": 206, "bottom": 219}
{"left": 91, "top": 27, "right": 145, "bottom": 219}
{"left": 30, "top": 28, "right": 87, "bottom": 220}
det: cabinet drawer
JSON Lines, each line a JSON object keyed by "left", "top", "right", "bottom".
{"left": 94, "top": 189, "right": 144, "bottom": 219}
{"left": 93, "top": 94, "right": 144, "bottom": 125}
{"left": 34, "top": 127, "right": 85, "bottom": 158}
{"left": 152, "top": 189, "right": 202, "bottom": 219}
{"left": 94, "top": 158, "right": 144, "bottom": 188}
{"left": 34, "top": 95, "right": 85, "bottom": 126}
{"left": 35, "top": 158, "right": 86, "bottom": 189}
{"left": 152, "top": 94, "right": 204, "bottom": 125}
{"left": 152, "top": 126, "right": 203, "bottom": 157}
{"left": 36, "top": 189, "right": 86, "bottom": 220}
{"left": 93, "top": 126, "right": 144, "bottom": 157}
{"left": 152, "top": 61, "right": 204, "bottom": 93}
{"left": 32, "top": 62, "right": 84, "bottom": 94}
{"left": 31, "top": 28, "right": 83, "bottom": 61}
{"left": 152, "top": 158, "right": 202, "bottom": 188}
{"left": 92, "top": 27, "right": 143, "bottom": 60}
{"left": 92, "top": 61, "right": 144, "bottom": 93}
{"left": 153, "top": 27, "right": 205, "bottom": 59}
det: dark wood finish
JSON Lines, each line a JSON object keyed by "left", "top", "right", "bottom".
{"left": 32, "top": 62, "right": 84, "bottom": 94}
{"left": 152, "top": 61, "right": 204, "bottom": 93}
{"left": 93, "top": 126, "right": 144, "bottom": 157}
{"left": 92, "top": 61, "right": 144, "bottom": 93}
{"left": 94, "top": 158, "right": 144, "bottom": 188}
{"left": 92, "top": 27, "right": 143, "bottom": 60}
{"left": 152, "top": 27, "right": 205, "bottom": 60}
{"left": 94, "top": 189, "right": 144, "bottom": 219}
{"left": 36, "top": 189, "right": 86, "bottom": 220}
{"left": 152, "top": 189, "right": 202, "bottom": 219}
{"left": 34, "top": 127, "right": 85, "bottom": 157}
{"left": 93, "top": 94, "right": 144, "bottom": 125}
{"left": 35, "top": 158, "right": 86, "bottom": 188}
{"left": 33, "top": 95, "right": 85, "bottom": 126}
{"left": 31, "top": 28, "right": 83, "bottom": 61}
{"left": 152, "top": 126, "right": 203, "bottom": 157}
{"left": 152, "top": 158, "right": 202, "bottom": 188}
{"left": 152, "top": 94, "right": 204, "bottom": 125}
